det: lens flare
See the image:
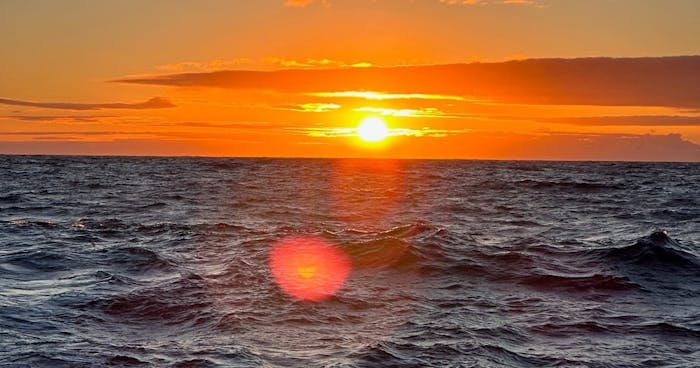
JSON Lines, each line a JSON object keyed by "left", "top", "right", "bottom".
{"left": 269, "top": 236, "right": 351, "bottom": 301}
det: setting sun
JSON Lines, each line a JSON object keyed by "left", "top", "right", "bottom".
{"left": 357, "top": 117, "right": 389, "bottom": 143}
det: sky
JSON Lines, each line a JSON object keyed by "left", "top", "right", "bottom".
{"left": 1, "top": 0, "right": 700, "bottom": 161}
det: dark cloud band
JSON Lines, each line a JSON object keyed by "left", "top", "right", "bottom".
{"left": 113, "top": 56, "right": 700, "bottom": 108}
{"left": 0, "top": 97, "right": 175, "bottom": 111}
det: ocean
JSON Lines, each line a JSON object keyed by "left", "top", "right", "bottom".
{"left": 0, "top": 155, "right": 698, "bottom": 367}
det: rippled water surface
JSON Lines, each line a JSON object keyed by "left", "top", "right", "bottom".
{"left": 1, "top": 156, "right": 699, "bottom": 367}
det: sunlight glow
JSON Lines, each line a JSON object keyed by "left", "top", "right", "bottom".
{"left": 354, "top": 106, "right": 450, "bottom": 118}
{"left": 305, "top": 126, "right": 465, "bottom": 138}
{"left": 299, "top": 102, "right": 341, "bottom": 112}
{"left": 357, "top": 117, "right": 389, "bottom": 142}
{"left": 307, "top": 91, "right": 466, "bottom": 101}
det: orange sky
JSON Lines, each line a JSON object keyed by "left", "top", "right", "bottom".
{"left": 1, "top": 0, "right": 699, "bottom": 161}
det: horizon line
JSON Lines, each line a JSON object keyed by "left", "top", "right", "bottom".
{"left": 2, "top": 152, "right": 697, "bottom": 164}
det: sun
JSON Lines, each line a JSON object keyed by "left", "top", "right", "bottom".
{"left": 357, "top": 117, "right": 388, "bottom": 142}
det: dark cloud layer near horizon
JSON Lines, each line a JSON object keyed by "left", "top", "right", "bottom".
{"left": 114, "top": 56, "right": 700, "bottom": 108}
{"left": 3, "top": 115, "right": 114, "bottom": 123}
{"left": 540, "top": 115, "right": 700, "bottom": 126}
{"left": 0, "top": 97, "right": 175, "bottom": 111}
{"left": 2, "top": 132, "right": 698, "bottom": 162}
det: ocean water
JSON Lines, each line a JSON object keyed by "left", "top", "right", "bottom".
{"left": 0, "top": 155, "right": 698, "bottom": 367}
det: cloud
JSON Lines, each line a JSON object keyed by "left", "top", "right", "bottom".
{"left": 156, "top": 58, "right": 255, "bottom": 72}
{"left": 302, "top": 126, "right": 465, "bottom": 138}
{"left": 503, "top": 133, "right": 700, "bottom": 162}
{"left": 0, "top": 131, "right": 137, "bottom": 137}
{"left": 2, "top": 115, "right": 113, "bottom": 123}
{"left": 113, "top": 56, "right": 700, "bottom": 108}
{"left": 264, "top": 57, "right": 372, "bottom": 69}
{"left": 285, "top": 0, "right": 543, "bottom": 7}
{"left": 541, "top": 115, "right": 700, "bottom": 126}
{"left": 2, "top": 131, "right": 698, "bottom": 161}
{"left": 306, "top": 91, "right": 465, "bottom": 101}
{"left": 285, "top": 0, "right": 316, "bottom": 6}
{"left": 440, "top": 0, "right": 542, "bottom": 5}
{"left": 156, "top": 121, "right": 304, "bottom": 132}
{"left": 0, "top": 97, "right": 175, "bottom": 111}
{"left": 297, "top": 103, "right": 342, "bottom": 112}
{"left": 266, "top": 102, "right": 342, "bottom": 113}
{"left": 156, "top": 57, "right": 372, "bottom": 72}
{"left": 380, "top": 132, "right": 700, "bottom": 161}
{"left": 353, "top": 106, "right": 454, "bottom": 118}
{"left": 0, "top": 139, "right": 217, "bottom": 156}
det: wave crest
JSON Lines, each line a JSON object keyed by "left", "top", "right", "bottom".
{"left": 602, "top": 231, "right": 699, "bottom": 269}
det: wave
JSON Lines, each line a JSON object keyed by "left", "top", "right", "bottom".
{"left": 99, "top": 273, "right": 212, "bottom": 324}
{"left": 318, "top": 222, "right": 445, "bottom": 270}
{"left": 4, "top": 347, "right": 218, "bottom": 367}
{"left": 4, "top": 219, "right": 61, "bottom": 229}
{"left": 600, "top": 231, "right": 699, "bottom": 270}
{"left": 204, "top": 160, "right": 244, "bottom": 171}
{"left": 342, "top": 237, "right": 419, "bottom": 269}
{"left": 630, "top": 322, "right": 700, "bottom": 339}
{"left": 73, "top": 218, "right": 130, "bottom": 232}
{"left": 530, "top": 320, "right": 700, "bottom": 339}
{"left": 476, "top": 343, "right": 559, "bottom": 367}
{"left": 519, "top": 273, "right": 639, "bottom": 291}
{"left": 327, "top": 226, "right": 698, "bottom": 296}
{"left": 475, "top": 178, "right": 627, "bottom": 192}
{"left": 513, "top": 179, "right": 626, "bottom": 191}
{"left": 3, "top": 354, "right": 77, "bottom": 368}
{"left": 102, "top": 246, "right": 176, "bottom": 274}
{"left": 208, "top": 222, "right": 248, "bottom": 232}
{"left": 0, "top": 250, "right": 79, "bottom": 274}
{"left": 106, "top": 355, "right": 149, "bottom": 366}
{"left": 648, "top": 209, "right": 700, "bottom": 221}
{"left": 72, "top": 218, "right": 248, "bottom": 236}
{"left": 138, "top": 201, "right": 168, "bottom": 210}
{"left": 0, "top": 193, "right": 23, "bottom": 203}
{"left": 529, "top": 321, "right": 612, "bottom": 338}
{"left": 376, "top": 222, "right": 443, "bottom": 239}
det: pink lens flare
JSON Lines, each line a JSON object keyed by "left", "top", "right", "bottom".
{"left": 269, "top": 236, "right": 351, "bottom": 301}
